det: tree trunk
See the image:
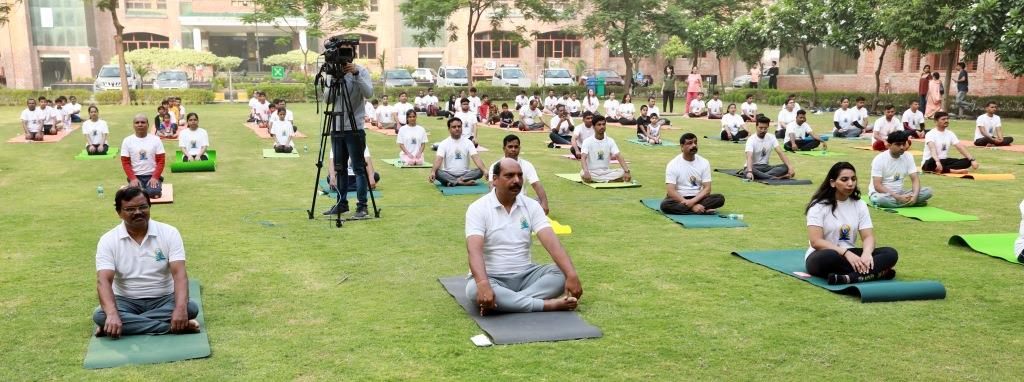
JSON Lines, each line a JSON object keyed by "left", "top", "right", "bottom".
{"left": 941, "top": 45, "right": 958, "bottom": 111}
{"left": 802, "top": 45, "right": 818, "bottom": 108}
{"left": 465, "top": 5, "right": 484, "bottom": 84}
{"left": 622, "top": 35, "right": 634, "bottom": 93}
{"left": 715, "top": 52, "right": 723, "bottom": 91}
{"left": 110, "top": 3, "right": 130, "bottom": 105}
{"left": 872, "top": 42, "right": 890, "bottom": 113}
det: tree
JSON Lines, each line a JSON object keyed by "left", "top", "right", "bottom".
{"left": 217, "top": 56, "right": 244, "bottom": 103}
{"left": 659, "top": 36, "right": 691, "bottom": 65}
{"left": 581, "top": 0, "right": 661, "bottom": 91}
{"left": 954, "top": 0, "right": 1024, "bottom": 76}
{"left": 0, "top": 0, "right": 21, "bottom": 26}
{"left": 241, "top": 1, "right": 369, "bottom": 76}
{"left": 733, "top": 8, "right": 772, "bottom": 68}
{"left": 400, "top": 0, "right": 558, "bottom": 77}
{"left": 94, "top": 1, "right": 130, "bottom": 105}
{"left": 664, "top": 0, "right": 756, "bottom": 64}
{"left": 765, "top": 0, "right": 834, "bottom": 107}
{"left": 992, "top": 0, "right": 1024, "bottom": 76}
{"left": 263, "top": 49, "right": 321, "bottom": 71}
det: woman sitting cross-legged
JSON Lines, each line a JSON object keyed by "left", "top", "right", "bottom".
{"left": 804, "top": 161, "right": 898, "bottom": 285}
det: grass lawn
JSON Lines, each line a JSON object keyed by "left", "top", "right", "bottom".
{"left": 1, "top": 100, "right": 1022, "bottom": 379}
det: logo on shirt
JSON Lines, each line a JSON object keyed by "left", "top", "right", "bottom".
{"left": 455, "top": 150, "right": 463, "bottom": 160}
{"left": 689, "top": 175, "right": 699, "bottom": 187}
{"left": 411, "top": 138, "right": 417, "bottom": 145}
{"left": 190, "top": 140, "right": 197, "bottom": 148}
{"left": 941, "top": 144, "right": 947, "bottom": 151}
{"left": 139, "top": 149, "right": 148, "bottom": 161}
{"left": 520, "top": 215, "right": 530, "bottom": 230}
{"left": 92, "top": 129, "right": 98, "bottom": 136}
{"left": 760, "top": 148, "right": 768, "bottom": 157}
{"left": 597, "top": 150, "right": 605, "bottom": 160}
{"left": 154, "top": 249, "right": 167, "bottom": 262}
{"left": 893, "top": 174, "right": 901, "bottom": 182}
{"left": 839, "top": 224, "right": 852, "bottom": 242}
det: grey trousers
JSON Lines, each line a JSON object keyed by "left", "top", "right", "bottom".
{"left": 870, "top": 188, "right": 933, "bottom": 208}
{"left": 92, "top": 293, "right": 199, "bottom": 335}
{"left": 738, "top": 164, "right": 789, "bottom": 180}
{"left": 833, "top": 127, "right": 863, "bottom": 138}
{"left": 436, "top": 168, "right": 483, "bottom": 187}
{"left": 465, "top": 264, "right": 566, "bottom": 312}
{"left": 660, "top": 194, "right": 726, "bottom": 214}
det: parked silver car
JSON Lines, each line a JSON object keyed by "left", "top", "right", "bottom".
{"left": 93, "top": 64, "right": 141, "bottom": 92}
{"left": 383, "top": 69, "right": 416, "bottom": 88}
{"left": 153, "top": 70, "right": 190, "bottom": 90}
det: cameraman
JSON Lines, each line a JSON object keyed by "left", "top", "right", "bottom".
{"left": 324, "top": 61, "right": 374, "bottom": 218}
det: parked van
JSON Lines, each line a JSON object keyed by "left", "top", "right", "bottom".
{"left": 538, "top": 68, "right": 574, "bottom": 86}
{"left": 436, "top": 66, "right": 469, "bottom": 87}
{"left": 93, "top": 64, "right": 141, "bottom": 92}
{"left": 491, "top": 65, "right": 530, "bottom": 87}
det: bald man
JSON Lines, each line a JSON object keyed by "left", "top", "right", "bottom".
{"left": 120, "top": 114, "right": 166, "bottom": 198}
{"left": 465, "top": 158, "right": 582, "bottom": 315}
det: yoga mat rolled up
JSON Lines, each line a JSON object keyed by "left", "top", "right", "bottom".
{"left": 438, "top": 276, "right": 602, "bottom": 345}
{"left": 434, "top": 180, "right": 489, "bottom": 196}
{"left": 639, "top": 199, "right": 747, "bottom": 228}
{"left": 948, "top": 233, "right": 1021, "bottom": 264}
{"left": 84, "top": 280, "right": 210, "bottom": 369}
{"left": 554, "top": 173, "right": 641, "bottom": 189}
{"left": 382, "top": 158, "right": 432, "bottom": 168}
{"left": 872, "top": 205, "right": 978, "bottom": 222}
{"left": 713, "top": 169, "right": 813, "bottom": 185}
{"left": 171, "top": 150, "right": 217, "bottom": 173}
{"left": 732, "top": 250, "right": 947, "bottom": 302}
{"left": 75, "top": 148, "right": 120, "bottom": 160}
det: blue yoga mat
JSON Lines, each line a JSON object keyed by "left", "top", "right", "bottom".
{"left": 639, "top": 199, "right": 747, "bottom": 228}
{"left": 434, "top": 180, "right": 490, "bottom": 196}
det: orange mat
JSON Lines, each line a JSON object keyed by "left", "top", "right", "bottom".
{"left": 7, "top": 126, "right": 77, "bottom": 143}
{"left": 150, "top": 184, "right": 174, "bottom": 204}
{"left": 244, "top": 123, "right": 307, "bottom": 139}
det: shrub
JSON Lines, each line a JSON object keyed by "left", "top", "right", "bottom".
{"left": 93, "top": 89, "right": 215, "bottom": 105}
{"left": 720, "top": 89, "right": 1024, "bottom": 118}
{"left": 0, "top": 88, "right": 93, "bottom": 106}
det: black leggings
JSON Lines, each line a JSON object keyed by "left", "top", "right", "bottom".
{"left": 662, "top": 90, "right": 675, "bottom": 113}
{"left": 805, "top": 247, "right": 898, "bottom": 279}
{"left": 660, "top": 194, "right": 726, "bottom": 215}
{"left": 922, "top": 157, "right": 971, "bottom": 173}
{"left": 618, "top": 118, "right": 637, "bottom": 126}
{"left": 974, "top": 136, "right": 1014, "bottom": 146}
{"left": 785, "top": 139, "right": 820, "bottom": 152}
{"left": 720, "top": 130, "right": 749, "bottom": 142}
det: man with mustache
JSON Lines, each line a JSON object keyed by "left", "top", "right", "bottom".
{"left": 579, "top": 115, "right": 632, "bottom": 183}
{"left": 488, "top": 134, "right": 550, "bottom": 215}
{"left": 120, "top": 114, "right": 166, "bottom": 198}
{"left": 92, "top": 187, "right": 199, "bottom": 338}
{"left": 661, "top": 133, "right": 726, "bottom": 214}
{"left": 428, "top": 118, "right": 488, "bottom": 187}
{"left": 465, "top": 158, "right": 583, "bottom": 315}
{"left": 740, "top": 115, "right": 794, "bottom": 180}
{"left": 869, "top": 131, "right": 932, "bottom": 208}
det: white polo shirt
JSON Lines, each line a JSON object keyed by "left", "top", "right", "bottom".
{"left": 975, "top": 114, "right": 1002, "bottom": 140}
{"left": 922, "top": 128, "right": 959, "bottom": 163}
{"left": 515, "top": 95, "right": 531, "bottom": 110}
{"left": 393, "top": 102, "right": 415, "bottom": 125}
{"left": 177, "top": 127, "right": 210, "bottom": 156}
{"left": 488, "top": 157, "right": 540, "bottom": 197}
{"left": 665, "top": 153, "right": 711, "bottom": 197}
{"left": 120, "top": 133, "right": 165, "bottom": 177}
{"left": 21, "top": 108, "right": 43, "bottom": 132}
{"left": 82, "top": 119, "right": 110, "bottom": 145}
{"left": 902, "top": 108, "right": 925, "bottom": 129}
{"left": 436, "top": 136, "right": 478, "bottom": 172}
{"left": 95, "top": 220, "right": 186, "bottom": 299}
{"left": 741, "top": 102, "right": 758, "bottom": 117}
{"left": 520, "top": 107, "right": 542, "bottom": 126}
{"left": 573, "top": 123, "right": 595, "bottom": 144}
{"left": 785, "top": 121, "right": 813, "bottom": 144}
{"left": 465, "top": 191, "right": 551, "bottom": 275}
{"left": 706, "top": 99, "right": 723, "bottom": 115}
{"left": 550, "top": 115, "right": 575, "bottom": 135}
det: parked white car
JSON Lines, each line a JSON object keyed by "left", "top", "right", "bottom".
{"left": 93, "top": 64, "right": 141, "bottom": 92}
{"left": 538, "top": 68, "right": 574, "bottom": 86}
{"left": 412, "top": 68, "right": 436, "bottom": 85}
{"left": 491, "top": 65, "right": 530, "bottom": 87}
{"left": 436, "top": 66, "right": 469, "bottom": 87}
{"left": 152, "top": 70, "right": 190, "bottom": 90}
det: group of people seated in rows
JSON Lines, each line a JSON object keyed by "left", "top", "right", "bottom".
{"left": 247, "top": 91, "right": 300, "bottom": 153}
{"left": 19, "top": 95, "right": 82, "bottom": 141}
{"left": 152, "top": 97, "right": 188, "bottom": 139}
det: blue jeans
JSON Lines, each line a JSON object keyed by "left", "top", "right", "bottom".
{"left": 331, "top": 130, "right": 368, "bottom": 208}
{"left": 92, "top": 293, "right": 198, "bottom": 335}
{"left": 338, "top": 172, "right": 380, "bottom": 207}
{"left": 130, "top": 175, "right": 163, "bottom": 198}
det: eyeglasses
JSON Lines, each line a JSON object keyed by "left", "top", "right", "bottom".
{"left": 121, "top": 205, "right": 151, "bottom": 214}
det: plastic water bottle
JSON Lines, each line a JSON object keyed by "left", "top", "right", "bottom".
{"left": 96, "top": 185, "right": 104, "bottom": 199}
{"left": 727, "top": 213, "right": 744, "bottom": 220}
{"left": 303, "top": 144, "right": 309, "bottom": 153}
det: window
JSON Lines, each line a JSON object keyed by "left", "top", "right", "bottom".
{"left": 369, "top": 0, "right": 379, "bottom": 12}
{"left": 126, "top": 0, "right": 166, "bottom": 10}
{"left": 779, "top": 46, "right": 858, "bottom": 75}
{"left": 932, "top": 46, "right": 959, "bottom": 71}
{"left": 909, "top": 51, "right": 922, "bottom": 72}
{"left": 536, "top": 31, "right": 581, "bottom": 58}
{"left": 355, "top": 34, "right": 377, "bottom": 59}
{"left": 123, "top": 32, "right": 169, "bottom": 51}
{"left": 968, "top": 57, "right": 979, "bottom": 71}
{"left": 474, "top": 31, "right": 519, "bottom": 59}
{"left": 892, "top": 47, "right": 905, "bottom": 72}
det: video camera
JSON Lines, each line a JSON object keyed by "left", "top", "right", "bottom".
{"left": 321, "top": 36, "right": 359, "bottom": 77}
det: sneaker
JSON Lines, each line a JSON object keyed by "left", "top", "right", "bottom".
{"left": 353, "top": 207, "right": 369, "bottom": 219}
{"left": 1017, "top": 253, "right": 1023, "bottom": 264}
{"left": 322, "top": 203, "right": 349, "bottom": 216}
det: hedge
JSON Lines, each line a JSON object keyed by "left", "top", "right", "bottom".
{"left": 0, "top": 88, "right": 93, "bottom": 106}
{"left": 720, "top": 89, "right": 1024, "bottom": 118}
{"left": 93, "top": 89, "right": 215, "bottom": 105}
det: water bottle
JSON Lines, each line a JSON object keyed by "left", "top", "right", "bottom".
{"left": 727, "top": 213, "right": 744, "bottom": 220}
{"left": 96, "top": 185, "right": 104, "bottom": 198}
{"left": 303, "top": 144, "right": 310, "bottom": 153}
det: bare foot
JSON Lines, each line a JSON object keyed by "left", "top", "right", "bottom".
{"left": 175, "top": 319, "right": 201, "bottom": 334}
{"left": 705, "top": 209, "right": 718, "bottom": 215}
{"left": 459, "top": 179, "right": 478, "bottom": 186}
{"left": 949, "top": 168, "right": 969, "bottom": 174}
{"left": 542, "top": 296, "right": 578, "bottom": 311}
{"left": 94, "top": 327, "right": 105, "bottom": 337}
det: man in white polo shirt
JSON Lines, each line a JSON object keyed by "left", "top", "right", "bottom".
{"left": 453, "top": 98, "right": 480, "bottom": 147}
{"left": 519, "top": 99, "right": 546, "bottom": 131}
{"left": 661, "top": 133, "right": 726, "bottom": 214}
{"left": 488, "top": 134, "right": 550, "bottom": 215}
{"left": 92, "top": 187, "right": 199, "bottom": 338}
{"left": 869, "top": 131, "right": 932, "bottom": 208}
{"left": 706, "top": 91, "right": 724, "bottom": 119}
{"left": 901, "top": 100, "right": 927, "bottom": 138}
{"left": 465, "top": 158, "right": 582, "bottom": 315}
{"left": 120, "top": 114, "right": 166, "bottom": 198}
{"left": 973, "top": 102, "right": 1014, "bottom": 147}
{"left": 20, "top": 98, "right": 44, "bottom": 141}
{"left": 428, "top": 118, "right": 488, "bottom": 187}
{"left": 580, "top": 116, "right": 632, "bottom": 183}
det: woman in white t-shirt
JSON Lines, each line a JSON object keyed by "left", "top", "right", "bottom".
{"left": 617, "top": 94, "right": 637, "bottom": 125}
{"left": 269, "top": 108, "right": 295, "bottom": 153}
{"left": 396, "top": 110, "right": 428, "bottom": 165}
{"left": 583, "top": 88, "right": 601, "bottom": 115}
{"left": 82, "top": 105, "right": 110, "bottom": 155}
{"left": 719, "top": 104, "right": 749, "bottom": 142}
{"left": 805, "top": 162, "right": 898, "bottom": 285}
{"left": 177, "top": 113, "right": 210, "bottom": 162}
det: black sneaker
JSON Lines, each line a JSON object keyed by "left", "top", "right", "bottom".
{"left": 1017, "top": 253, "right": 1023, "bottom": 263}
{"left": 322, "top": 203, "right": 349, "bottom": 216}
{"left": 353, "top": 207, "right": 369, "bottom": 219}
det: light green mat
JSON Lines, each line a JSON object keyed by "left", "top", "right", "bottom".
{"left": 433, "top": 180, "right": 490, "bottom": 196}
{"left": 639, "top": 199, "right": 747, "bottom": 228}
{"left": 84, "top": 280, "right": 210, "bottom": 369}
{"left": 74, "top": 148, "right": 119, "bottom": 160}
{"left": 872, "top": 205, "right": 978, "bottom": 222}
{"left": 382, "top": 158, "right": 432, "bottom": 168}
{"left": 732, "top": 249, "right": 947, "bottom": 302}
{"left": 626, "top": 138, "right": 679, "bottom": 147}
{"left": 318, "top": 179, "right": 382, "bottom": 199}
{"left": 262, "top": 148, "right": 299, "bottom": 158}
{"left": 795, "top": 150, "right": 846, "bottom": 157}
{"left": 171, "top": 150, "right": 217, "bottom": 172}
{"left": 948, "top": 233, "right": 1021, "bottom": 264}
{"left": 554, "top": 173, "right": 641, "bottom": 189}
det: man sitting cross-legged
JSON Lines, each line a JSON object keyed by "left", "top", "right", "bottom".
{"left": 428, "top": 118, "right": 489, "bottom": 187}
{"left": 20, "top": 98, "right": 45, "bottom": 141}
{"left": 465, "top": 158, "right": 583, "bottom": 315}
{"left": 579, "top": 116, "right": 632, "bottom": 183}
{"left": 973, "top": 102, "right": 1014, "bottom": 147}
{"left": 120, "top": 114, "right": 166, "bottom": 198}
{"left": 92, "top": 187, "right": 199, "bottom": 338}
{"left": 489, "top": 134, "right": 551, "bottom": 215}
{"left": 922, "top": 112, "right": 978, "bottom": 174}
{"left": 739, "top": 115, "right": 794, "bottom": 180}
{"left": 548, "top": 104, "right": 574, "bottom": 147}
{"left": 869, "top": 131, "right": 932, "bottom": 208}
{"left": 871, "top": 105, "right": 902, "bottom": 151}
{"left": 660, "top": 133, "right": 726, "bottom": 215}
{"left": 570, "top": 111, "right": 596, "bottom": 159}
{"left": 784, "top": 110, "right": 828, "bottom": 152}
{"left": 688, "top": 92, "right": 708, "bottom": 118}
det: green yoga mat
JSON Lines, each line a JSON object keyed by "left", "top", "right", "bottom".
{"left": 639, "top": 199, "right": 747, "bottom": 228}
{"left": 83, "top": 280, "right": 211, "bottom": 369}
{"left": 820, "top": 133, "right": 867, "bottom": 140}
{"left": 948, "top": 233, "right": 1021, "bottom": 264}
{"left": 74, "top": 148, "right": 120, "bottom": 160}
{"left": 434, "top": 180, "right": 489, "bottom": 196}
{"left": 795, "top": 150, "right": 846, "bottom": 157}
{"left": 554, "top": 173, "right": 641, "bottom": 189}
{"left": 713, "top": 169, "right": 813, "bottom": 185}
{"left": 318, "top": 179, "right": 382, "bottom": 199}
{"left": 626, "top": 138, "right": 679, "bottom": 147}
{"left": 171, "top": 150, "right": 217, "bottom": 172}
{"left": 382, "top": 158, "right": 432, "bottom": 168}
{"left": 732, "top": 249, "right": 947, "bottom": 302}
{"left": 873, "top": 205, "right": 978, "bottom": 222}
{"left": 262, "top": 148, "right": 299, "bottom": 158}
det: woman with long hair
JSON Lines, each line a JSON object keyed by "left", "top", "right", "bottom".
{"left": 617, "top": 93, "right": 637, "bottom": 125}
{"left": 804, "top": 162, "right": 899, "bottom": 285}
{"left": 661, "top": 65, "right": 676, "bottom": 113}
{"left": 925, "top": 72, "right": 943, "bottom": 118}
{"left": 685, "top": 66, "right": 701, "bottom": 115}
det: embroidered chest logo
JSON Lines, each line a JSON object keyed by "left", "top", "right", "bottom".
{"left": 520, "top": 215, "right": 530, "bottom": 230}
{"left": 92, "top": 130, "right": 98, "bottom": 136}
{"left": 893, "top": 173, "right": 902, "bottom": 182}
{"left": 941, "top": 143, "right": 947, "bottom": 151}
{"left": 760, "top": 148, "right": 768, "bottom": 157}
{"left": 839, "top": 224, "right": 852, "bottom": 242}
{"left": 411, "top": 138, "right": 417, "bottom": 145}
{"left": 154, "top": 249, "right": 167, "bottom": 262}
